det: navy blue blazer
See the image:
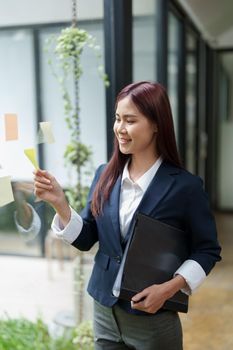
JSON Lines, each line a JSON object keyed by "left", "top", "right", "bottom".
{"left": 71, "top": 161, "right": 221, "bottom": 307}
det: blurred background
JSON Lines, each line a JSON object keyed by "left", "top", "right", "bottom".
{"left": 0, "top": 0, "right": 233, "bottom": 349}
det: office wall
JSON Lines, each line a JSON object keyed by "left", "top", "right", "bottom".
{"left": 0, "top": 0, "right": 155, "bottom": 27}
{"left": 0, "top": 0, "right": 103, "bottom": 26}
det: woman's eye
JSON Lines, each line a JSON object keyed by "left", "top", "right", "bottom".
{"left": 127, "top": 120, "right": 134, "bottom": 124}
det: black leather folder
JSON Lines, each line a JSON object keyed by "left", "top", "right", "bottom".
{"left": 119, "top": 212, "right": 189, "bottom": 313}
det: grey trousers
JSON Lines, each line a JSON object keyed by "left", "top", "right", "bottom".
{"left": 93, "top": 300, "right": 183, "bottom": 350}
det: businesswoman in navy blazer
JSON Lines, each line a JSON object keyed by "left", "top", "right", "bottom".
{"left": 34, "top": 81, "right": 221, "bottom": 350}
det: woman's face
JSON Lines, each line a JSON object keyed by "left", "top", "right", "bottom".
{"left": 113, "top": 96, "right": 157, "bottom": 157}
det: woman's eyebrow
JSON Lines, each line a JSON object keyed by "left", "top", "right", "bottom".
{"left": 115, "top": 113, "right": 138, "bottom": 118}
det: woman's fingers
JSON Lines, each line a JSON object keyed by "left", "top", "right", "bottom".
{"left": 34, "top": 175, "right": 51, "bottom": 185}
{"left": 34, "top": 181, "right": 53, "bottom": 190}
{"left": 33, "top": 169, "right": 54, "bottom": 182}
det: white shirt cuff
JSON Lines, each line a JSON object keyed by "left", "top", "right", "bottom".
{"left": 14, "top": 203, "right": 41, "bottom": 240}
{"left": 51, "top": 206, "right": 83, "bottom": 244}
{"left": 174, "top": 259, "right": 206, "bottom": 295}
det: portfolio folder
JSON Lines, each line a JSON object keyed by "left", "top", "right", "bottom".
{"left": 119, "top": 212, "right": 189, "bottom": 313}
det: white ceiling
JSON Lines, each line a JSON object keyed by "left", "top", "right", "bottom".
{"left": 177, "top": 0, "right": 233, "bottom": 48}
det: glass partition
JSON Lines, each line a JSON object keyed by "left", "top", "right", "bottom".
{"left": 168, "top": 11, "right": 180, "bottom": 139}
{"left": 133, "top": 0, "right": 158, "bottom": 82}
{"left": 0, "top": 20, "right": 106, "bottom": 256}
{"left": 39, "top": 22, "right": 107, "bottom": 188}
{"left": 0, "top": 29, "right": 42, "bottom": 256}
{"left": 217, "top": 52, "right": 233, "bottom": 209}
{"left": 185, "top": 29, "right": 198, "bottom": 174}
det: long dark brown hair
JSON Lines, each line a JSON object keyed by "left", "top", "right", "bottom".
{"left": 91, "top": 81, "right": 182, "bottom": 217}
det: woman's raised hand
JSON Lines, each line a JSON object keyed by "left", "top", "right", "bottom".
{"left": 33, "top": 169, "right": 71, "bottom": 226}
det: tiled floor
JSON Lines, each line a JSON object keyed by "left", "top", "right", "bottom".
{"left": 180, "top": 212, "right": 233, "bottom": 350}
{"left": 0, "top": 251, "right": 94, "bottom": 327}
{"left": 0, "top": 212, "right": 232, "bottom": 349}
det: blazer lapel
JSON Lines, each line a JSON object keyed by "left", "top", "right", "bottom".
{"left": 122, "top": 162, "right": 180, "bottom": 243}
{"left": 108, "top": 175, "right": 122, "bottom": 240}
{"left": 137, "top": 162, "right": 178, "bottom": 216}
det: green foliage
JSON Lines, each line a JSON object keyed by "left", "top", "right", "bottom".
{"left": 65, "top": 184, "right": 90, "bottom": 214}
{"left": 46, "top": 27, "right": 109, "bottom": 87}
{"left": 46, "top": 23, "right": 109, "bottom": 324}
{"left": 0, "top": 317, "right": 51, "bottom": 350}
{"left": 73, "top": 320, "right": 94, "bottom": 349}
{"left": 0, "top": 317, "right": 94, "bottom": 350}
{"left": 64, "top": 141, "right": 92, "bottom": 168}
{"left": 45, "top": 26, "right": 109, "bottom": 213}
{"left": 45, "top": 27, "right": 109, "bottom": 137}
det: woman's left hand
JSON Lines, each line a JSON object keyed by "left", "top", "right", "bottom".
{"left": 131, "top": 275, "right": 188, "bottom": 314}
{"left": 131, "top": 283, "right": 170, "bottom": 314}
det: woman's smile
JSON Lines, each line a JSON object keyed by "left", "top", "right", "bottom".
{"left": 113, "top": 96, "right": 157, "bottom": 157}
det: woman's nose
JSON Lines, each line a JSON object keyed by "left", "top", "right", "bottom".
{"left": 117, "top": 122, "right": 127, "bottom": 134}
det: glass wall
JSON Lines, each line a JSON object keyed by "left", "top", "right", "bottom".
{"left": 133, "top": 0, "right": 158, "bottom": 82}
{"left": 39, "top": 22, "right": 106, "bottom": 188}
{"left": 0, "top": 29, "right": 42, "bottom": 256}
{"left": 217, "top": 52, "right": 233, "bottom": 209}
{"left": 167, "top": 11, "right": 181, "bottom": 139}
{"left": 0, "top": 21, "right": 106, "bottom": 256}
{"left": 185, "top": 29, "right": 198, "bottom": 174}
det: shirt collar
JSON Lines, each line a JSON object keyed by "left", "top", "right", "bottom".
{"left": 121, "top": 156, "right": 163, "bottom": 193}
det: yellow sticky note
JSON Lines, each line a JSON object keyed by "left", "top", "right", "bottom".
{"left": 4, "top": 114, "right": 18, "bottom": 141}
{"left": 24, "top": 148, "right": 39, "bottom": 169}
{"left": 0, "top": 176, "right": 14, "bottom": 207}
{"left": 38, "top": 122, "right": 55, "bottom": 144}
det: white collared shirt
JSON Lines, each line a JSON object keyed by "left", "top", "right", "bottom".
{"left": 52, "top": 158, "right": 206, "bottom": 294}
{"left": 119, "top": 157, "right": 162, "bottom": 237}
{"left": 14, "top": 203, "right": 41, "bottom": 241}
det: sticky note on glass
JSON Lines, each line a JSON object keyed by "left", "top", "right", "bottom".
{"left": 37, "top": 122, "right": 55, "bottom": 144}
{"left": 4, "top": 114, "right": 18, "bottom": 141}
{"left": 0, "top": 176, "right": 14, "bottom": 207}
{"left": 24, "top": 148, "right": 39, "bottom": 169}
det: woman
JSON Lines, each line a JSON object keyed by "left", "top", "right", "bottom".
{"left": 34, "top": 81, "right": 221, "bottom": 350}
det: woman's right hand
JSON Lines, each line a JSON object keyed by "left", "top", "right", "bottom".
{"left": 33, "top": 169, "right": 71, "bottom": 226}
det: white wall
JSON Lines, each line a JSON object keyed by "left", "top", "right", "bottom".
{"left": 0, "top": 0, "right": 103, "bottom": 27}
{"left": 217, "top": 27, "right": 233, "bottom": 48}
{"left": 133, "top": 0, "right": 156, "bottom": 16}
{"left": 0, "top": 0, "right": 156, "bottom": 27}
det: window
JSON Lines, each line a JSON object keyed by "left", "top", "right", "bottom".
{"left": 185, "top": 29, "right": 198, "bottom": 173}
{"left": 217, "top": 52, "right": 233, "bottom": 209}
{"left": 167, "top": 12, "right": 181, "bottom": 139}
{"left": 133, "top": 0, "right": 158, "bottom": 82}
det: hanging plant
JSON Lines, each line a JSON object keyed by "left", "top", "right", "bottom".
{"left": 45, "top": 1, "right": 109, "bottom": 326}
{"left": 45, "top": 26, "right": 109, "bottom": 212}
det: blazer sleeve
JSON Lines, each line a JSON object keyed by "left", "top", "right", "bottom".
{"left": 71, "top": 164, "right": 105, "bottom": 251}
{"left": 185, "top": 176, "right": 221, "bottom": 275}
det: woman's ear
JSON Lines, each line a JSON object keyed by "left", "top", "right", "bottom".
{"left": 154, "top": 124, "right": 158, "bottom": 133}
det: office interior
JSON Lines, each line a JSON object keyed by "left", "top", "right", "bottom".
{"left": 0, "top": 1, "right": 233, "bottom": 348}
{"left": 0, "top": 0, "right": 232, "bottom": 256}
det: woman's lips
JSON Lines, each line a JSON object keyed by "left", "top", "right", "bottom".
{"left": 118, "top": 138, "right": 131, "bottom": 144}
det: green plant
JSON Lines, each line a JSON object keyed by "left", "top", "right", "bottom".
{"left": 73, "top": 320, "right": 94, "bottom": 350}
{"left": 45, "top": 0, "right": 109, "bottom": 325}
{"left": 45, "top": 25, "right": 109, "bottom": 213}
{"left": 0, "top": 317, "right": 94, "bottom": 350}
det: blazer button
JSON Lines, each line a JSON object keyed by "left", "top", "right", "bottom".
{"left": 115, "top": 256, "right": 121, "bottom": 264}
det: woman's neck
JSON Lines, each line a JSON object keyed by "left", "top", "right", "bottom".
{"left": 128, "top": 153, "right": 159, "bottom": 182}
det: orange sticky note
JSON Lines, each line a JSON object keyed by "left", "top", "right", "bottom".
{"left": 4, "top": 114, "right": 18, "bottom": 141}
